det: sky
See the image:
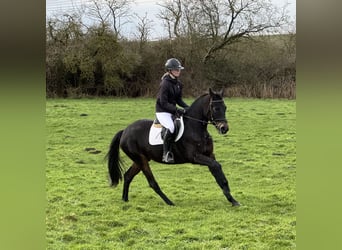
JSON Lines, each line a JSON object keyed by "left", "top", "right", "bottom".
{"left": 46, "top": 0, "right": 296, "bottom": 40}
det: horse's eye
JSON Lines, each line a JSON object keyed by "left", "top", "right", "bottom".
{"left": 213, "top": 107, "right": 219, "bottom": 112}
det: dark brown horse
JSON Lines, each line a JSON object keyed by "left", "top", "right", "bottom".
{"left": 106, "top": 88, "right": 240, "bottom": 206}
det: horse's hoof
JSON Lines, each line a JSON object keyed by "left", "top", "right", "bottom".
{"left": 165, "top": 200, "right": 175, "bottom": 206}
{"left": 232, "top": 201, "right": 241, "bottom": 207}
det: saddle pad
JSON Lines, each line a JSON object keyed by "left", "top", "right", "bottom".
{"left": 148, "top": 117, "right": 184, "bottom": 145}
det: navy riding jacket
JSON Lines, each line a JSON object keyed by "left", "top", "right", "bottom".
{"left": 155, "top": 74, "right": 189, "bottom": 114}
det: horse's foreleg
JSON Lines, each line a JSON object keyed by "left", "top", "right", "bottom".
{"left": 193, "top": 154, "right": 240, "bottom": 206}
{"left": 140, "top": 157, "right": 174, "bottom": 206}
{"left": 122, "top": 163, "right": 141, "bottom": 202}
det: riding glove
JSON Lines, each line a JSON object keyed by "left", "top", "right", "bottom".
{"left": 176, "top": 108, "right": 186, "bottom": 116}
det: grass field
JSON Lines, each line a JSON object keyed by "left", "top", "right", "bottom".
{"left": 46, "top": 97, "right": 296, "bottom": 249}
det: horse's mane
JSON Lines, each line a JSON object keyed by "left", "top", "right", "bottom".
{"left": 190, "top": 93, "right": 209, "bottom": 107}
{"left": 190, "top": 91, "right": 223, "bottom": 107}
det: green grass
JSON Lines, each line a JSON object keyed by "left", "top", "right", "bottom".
{"left": 46, "top": 97, "right": 296, "bottom": 249}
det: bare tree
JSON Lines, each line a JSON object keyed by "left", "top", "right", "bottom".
{"left": 46, "top": 14, "right": 84, "bottom": 46}
{"left": 158, "top": 0, "right": 291, "bottom": 62}
{"left": 157, "top": 0, "right": 182, "bottom": 39}
{"left": 134, "top": 12, "right": 154, "bottom": 47}
{"left": 87, "top": 1, "right": 110, "bottom": 32}
{"left": 202, "top": 0, "right": 290, "bottom": 63}
{"left": 86, "top": 0, "right": 133, "bottom": 37}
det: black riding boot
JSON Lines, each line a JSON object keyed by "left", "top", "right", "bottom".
{"left": 162, "top": 129, "right": 175, "bottom": 163}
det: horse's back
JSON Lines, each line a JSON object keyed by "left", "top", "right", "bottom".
{"left": 120, "top": 119, "right": 153, "bottom": 147}
{"left": 121, "top": 119, "right": 153, "bottom": 138}
{"left": 120, "top": 119, "right": 165, "bottom": 162}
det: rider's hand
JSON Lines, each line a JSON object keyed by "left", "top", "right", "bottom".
{"left": 176, "top": 108, "right": 186, "bottom": 116}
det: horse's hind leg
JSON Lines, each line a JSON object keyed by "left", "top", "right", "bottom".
{"left": 122, "top": 163, "right": 141, "bottom": 202}
{"left": 140, "top": 156, "right": 174, "bottom": 206}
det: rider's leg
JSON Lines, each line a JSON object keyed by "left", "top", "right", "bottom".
{"left": 156, "top": 112, "right": 175, "bottom": 163}
{"left": 162, "top": 128, "right": 175, "bottom": 163}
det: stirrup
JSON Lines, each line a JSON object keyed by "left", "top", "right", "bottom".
{"left": 162, "top": 151, "right": 174, "bottom": 163}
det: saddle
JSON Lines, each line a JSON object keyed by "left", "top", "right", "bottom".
{"left": 148, "top": 116, "right": 184, "bottom": 145}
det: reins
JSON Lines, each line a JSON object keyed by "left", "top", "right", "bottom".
{"left": 182, "top": 115, "right": 212, "bottom": 125}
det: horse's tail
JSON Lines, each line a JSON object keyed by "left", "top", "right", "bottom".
{"left": 106, "top": 130, "right": 124, "bottom": 187}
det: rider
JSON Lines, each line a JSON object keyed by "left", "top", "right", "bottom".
{"left": 155, "top": 58, "right": 189, "bottom": 163}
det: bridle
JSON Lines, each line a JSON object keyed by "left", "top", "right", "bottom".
{"left": 183, "top": 98, "right": 227, "bottom": 127}
{"left": 208, "top": 99, "right": 227, "bottom": 124}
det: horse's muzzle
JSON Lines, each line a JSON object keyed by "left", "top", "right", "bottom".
{"left": 216, "top": 122, "right": 229, "bottom": 134}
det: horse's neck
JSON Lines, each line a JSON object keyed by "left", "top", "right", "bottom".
{"left": 188, "top": 94, "right": 209, "bottom": 119}
{"left": 185, "top": 94, "right": 210, "bottom": 128}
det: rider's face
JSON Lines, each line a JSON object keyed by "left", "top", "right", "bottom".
{"left": 171, "top": 69, "right": 181, "bottom": 77}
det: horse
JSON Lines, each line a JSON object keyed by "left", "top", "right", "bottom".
{"left": 106, "top": 88, "right": 240, "bottom": 207}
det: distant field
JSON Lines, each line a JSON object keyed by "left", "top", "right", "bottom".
{"left": 46, "top": 97, "right": 296, "bottom": 249}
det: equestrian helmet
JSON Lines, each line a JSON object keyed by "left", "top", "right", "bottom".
{"left": 165, "top": 58, "right": 184, "bottom": 71}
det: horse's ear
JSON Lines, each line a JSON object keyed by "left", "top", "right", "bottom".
{"left": 209, "top": 88, "right": 214, "bottom": 96}
{"left": 219, "top": 88, "right": 224, "bottom": 97}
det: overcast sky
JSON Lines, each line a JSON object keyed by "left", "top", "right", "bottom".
{"left": 46, "top": 0, "right": 296, "bottom": 39}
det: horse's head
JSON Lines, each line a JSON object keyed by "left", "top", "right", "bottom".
{"left": 208, "top": 88, "right": 229, "bottom": 134}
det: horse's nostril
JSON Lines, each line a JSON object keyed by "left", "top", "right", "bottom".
{"left": 219, "top": 124, "right": 228, "bottom": 134}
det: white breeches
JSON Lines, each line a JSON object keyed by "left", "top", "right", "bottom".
{"left": 156, "top": 112, "right": 174, "bottom": 133}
